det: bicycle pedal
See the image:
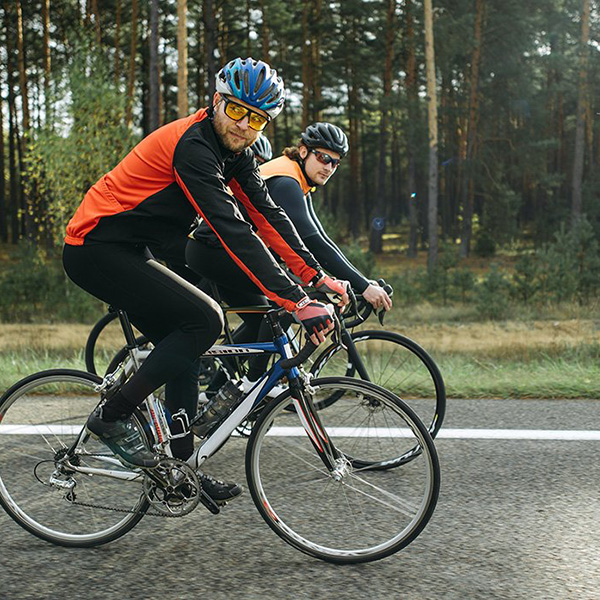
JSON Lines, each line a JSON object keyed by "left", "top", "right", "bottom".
{"left": 199, "top": 490, "right": 221, "bottom": 514}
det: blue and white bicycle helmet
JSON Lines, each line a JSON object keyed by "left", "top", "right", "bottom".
{"left": 250, "top": 135, "right": 273, "bottom": 163}
{"left": 216, "top": 57, "right": 286, "bottom": 119}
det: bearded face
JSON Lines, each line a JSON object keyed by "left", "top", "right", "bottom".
{"left": 212, "top": 95, "right": 264, "bottom": 153}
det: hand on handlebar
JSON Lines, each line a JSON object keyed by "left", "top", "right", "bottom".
{"left": 293, "top": 298, "right": 336, "bottom": 345}
{"left": 314, "top": 275, "right": 350, "bottom": 309}
{"left": 363, "top": 282, "right": 393, "bottom": 312}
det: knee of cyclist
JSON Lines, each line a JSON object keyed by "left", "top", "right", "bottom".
{"left": 209, "top": 310, "right": 224, "bottom": 342}
{"left": 204, "top": 303, "right": 224, "bottom": 343}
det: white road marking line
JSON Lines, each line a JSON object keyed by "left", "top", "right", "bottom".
{"left": 1, "top": 425, "right": 599, "bottom": 441}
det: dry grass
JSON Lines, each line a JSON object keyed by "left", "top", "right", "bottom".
{"left": 0, "top": 320, "right": 598, "bottom": 399}
{"left": 392, "top": 319, "right": 600, "bottom": 358}
{"left": 0, "top": 319, "right": 598, "bottom": 356}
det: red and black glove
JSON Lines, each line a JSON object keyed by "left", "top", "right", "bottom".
{"left": 293, "top": 297, "right": 335, "bottom": 340}
{"left": 313, "top": 274, "right": 350, "bottom": 307}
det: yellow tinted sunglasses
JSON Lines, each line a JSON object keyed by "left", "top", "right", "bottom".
{"left": 221, "top": 96, "right": 270, "bottom": 131}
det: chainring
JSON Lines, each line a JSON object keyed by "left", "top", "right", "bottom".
{"left": 143, "top": 458, "right": 201, "bottom": 517}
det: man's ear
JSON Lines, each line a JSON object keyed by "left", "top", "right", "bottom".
{"left": 299, "top": 145, "right": 308, "bottom": 159}
{"left": 212, "top": 92, "right": 221, "bottom": 109}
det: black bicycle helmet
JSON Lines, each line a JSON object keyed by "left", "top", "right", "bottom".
{"left": 300, "top": 122, "right": 349, "bottom": 158}
{"left": 250, "top": 135, "right": 273, "bottom": 163}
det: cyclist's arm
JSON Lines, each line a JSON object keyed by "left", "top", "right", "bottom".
{"left": 228, "top": 160, "right": 324, "bottom": 287}
{"left": 173, "top": 136, "right": 308, "bottom": 312}
{"left": 269, "top": 177, "right": 370, "bottom": 294}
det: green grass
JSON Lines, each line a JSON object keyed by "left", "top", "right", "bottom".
{"left": 440, "top": 353, "right": 600, "bottom": 399}
{"left": 1, "top": 345, "right": 599, "bottom": 399}
{"left": 0, "top": 350, "right": 87, "bottom": 394}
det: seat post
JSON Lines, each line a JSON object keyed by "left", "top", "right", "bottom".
{"left": 114, "top": 308, "right": 138, "bottom": 349}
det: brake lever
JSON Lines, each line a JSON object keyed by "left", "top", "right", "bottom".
{"left": 331, "top": 308, "right": 347, "bottom": 350}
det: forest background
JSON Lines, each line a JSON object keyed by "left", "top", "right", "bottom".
{"left": 0, "top": 0, "right": 599, "bottom": 399}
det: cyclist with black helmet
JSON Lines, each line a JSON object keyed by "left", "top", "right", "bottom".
{"left": 262, "top": 123, "right": 392, "bottom": 311}
{"left": 187, "top": 122, "right": 390, "bottom": 396}
{"left": 62, "top": 57, "right": 348, "bottom": 503}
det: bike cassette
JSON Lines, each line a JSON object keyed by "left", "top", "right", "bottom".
{"left": 143, "top": 458, "right": 201, "bottom": 516}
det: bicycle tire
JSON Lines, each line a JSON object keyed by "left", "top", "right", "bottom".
{"left": 310, "top": 330, "right": 446, "bottom": 439}
{"left": 0, "top": 369, "right": 150, "bottom": 547}
{"left": 245, "top": 377, "right": 440, "bottom": 564}
{"left": 84, "top": 312, "right": 148, "bottom": 376}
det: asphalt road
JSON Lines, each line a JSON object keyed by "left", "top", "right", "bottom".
{"left": 0, "top": 398, "right": 598, "bottom": 600}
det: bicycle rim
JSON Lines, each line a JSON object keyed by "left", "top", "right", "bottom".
{"left": 0, "top": 370, "right": 148, "bottom": 547}
{"left": 311, "top": 331, "right": 446, "bottom": 438}
{"left": 246, "top": 377, "right": 440, "bottom": 564}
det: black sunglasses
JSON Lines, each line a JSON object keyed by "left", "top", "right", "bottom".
{"left": 310, "top": 149, "right": 341, "bottom": 168}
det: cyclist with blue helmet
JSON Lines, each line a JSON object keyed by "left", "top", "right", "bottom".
{"left": 187, "top": 122, "right": 389, "bottom": 397}
{"left": 63, "top": 57, "right": 348, "bottom": 504}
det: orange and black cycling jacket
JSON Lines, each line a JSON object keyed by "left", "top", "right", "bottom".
{"left": 65, "top": 108, "right": 320, "bottom": 311}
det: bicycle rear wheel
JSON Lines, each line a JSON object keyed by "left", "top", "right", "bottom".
{"left": 0, "top": 369, "right": 149, "bottom": 547}
{"left": 245, "top": 377, "right": 440, "bottom": 564}
{"left": 310, "top": 330, "right": 446, "bottom": 439}
{"left": 84, "top": 312, "right": 149, "bottom": 376}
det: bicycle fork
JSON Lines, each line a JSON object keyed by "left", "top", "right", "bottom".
{"left": 288, "top": 379, "right": 342, "bottom": 473}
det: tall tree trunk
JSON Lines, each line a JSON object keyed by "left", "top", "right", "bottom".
{"left": 126, "top": 0, "right": 138, "bottom": 127}
{"left": 301, "top": 1, "right": 314, "bottom": 128}
{"left": 148, "top": 0, "right": 159, "bottom": 132}
{"left": 312, "top": 0, "right": 322, "bottom": 121}
{"left": 114, "top": 0, "right": 122, "bottom": 85}
{"left": 571, "top": 0, "right": 590, "bottom": 226}
{"left": 15, "top": 0, "right": 29, "bottom": 133}
{"left": 16, "top": 0, "right": 34, "bottom": 239}
{"left": 195, "top": 13, "right": 205, "bottom": 107}
{"left": 203, "top": 0, "right": 217, "bottom": 100}
{"left": 0, "top": 87, "right": 6, "bottom": 242}
{"left": 7, "top": 87, "right": 19, "bottom": 243}
{"left": 405, "top": 0, "right": 419, "bottom": 258}
{"left": 370, "top": 0, "right": 396, "bottom": 254}
{"left": 177, "top": 0, "right": 188, "bottom": 117}
{"left": 347, "top": 14, "right": 361, "bottom": 239}
{"left": 42, "top": 0, "right": 51, "bottom": 126}
{"left": 258, "top": 0, "right": 276, "bottom": 147}
{"left": 246, "top": 0, "right": 252, "bottom": 56}
{"left": 424, "top": 0, "right": 439, "bottom": 272}
{"left": 459, "top": 0, "right": 484, "bottom": 258}
{"left": 3, "top": 2, "right": 19, "bottom": 242}
{"left": 91, "top": 0, "right": 101, "bottom": 45}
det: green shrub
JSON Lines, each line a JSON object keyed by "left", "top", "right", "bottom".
{"left": 512, "top": 254, "right": 540, "bottom": 303}
{"left": 451, "top": 267, "right": 476, "bottom": 302}
{"left": 535, "top": 220, "right": 600, "bottom": 304}
{"left": 475, "top": 264, "right": 512, "bottom": 319}
{"left": 24, "top": 42, "right": 137, "bottom": 246}
{"left": 474, "top": 230, "right": 497, "bottom": 257}
{"left": 339, "top": 241, "right": 376, "bottom": 279}
{"left": 0, "top": 244, "right": 103, "bottom": 323}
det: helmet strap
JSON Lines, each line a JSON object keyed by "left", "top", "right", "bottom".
{"left": 297, "top": 155, "right": 318, "bottom": 189}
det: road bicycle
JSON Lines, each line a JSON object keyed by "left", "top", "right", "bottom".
{"left": 0, "top": 307, "right": 440, "bottom": 564}
{"left": 84, "top": 280, "right": 446, "bottom": 439}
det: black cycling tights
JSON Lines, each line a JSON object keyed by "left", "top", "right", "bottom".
{"left": 63, "top": 243, "right": 223, "bottom": 459}
{"left": 185, "top": 238, "right": 293, "bottom": 383}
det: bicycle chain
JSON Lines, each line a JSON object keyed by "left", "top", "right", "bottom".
{"left": 61, "top": 453, "right": 185, "bottom": 518}
{"left": 66, "top": 496, "right": 180, "bottom": 518}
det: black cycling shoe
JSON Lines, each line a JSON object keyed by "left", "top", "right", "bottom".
{"left": 199, "top": 472, "right": 243, "bottom": 504}
{"left": 86, "top": 406, "right": 160, "bottom": 469}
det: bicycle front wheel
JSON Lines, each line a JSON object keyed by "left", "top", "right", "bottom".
{"left": 245, "top": 377, "right": 440, "bottom": 564}
{"left": 0, "top": 369, "right": 149, "bottom": 547}
{"left": 310, "top": 330, "right": 446, "bottom": 439}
